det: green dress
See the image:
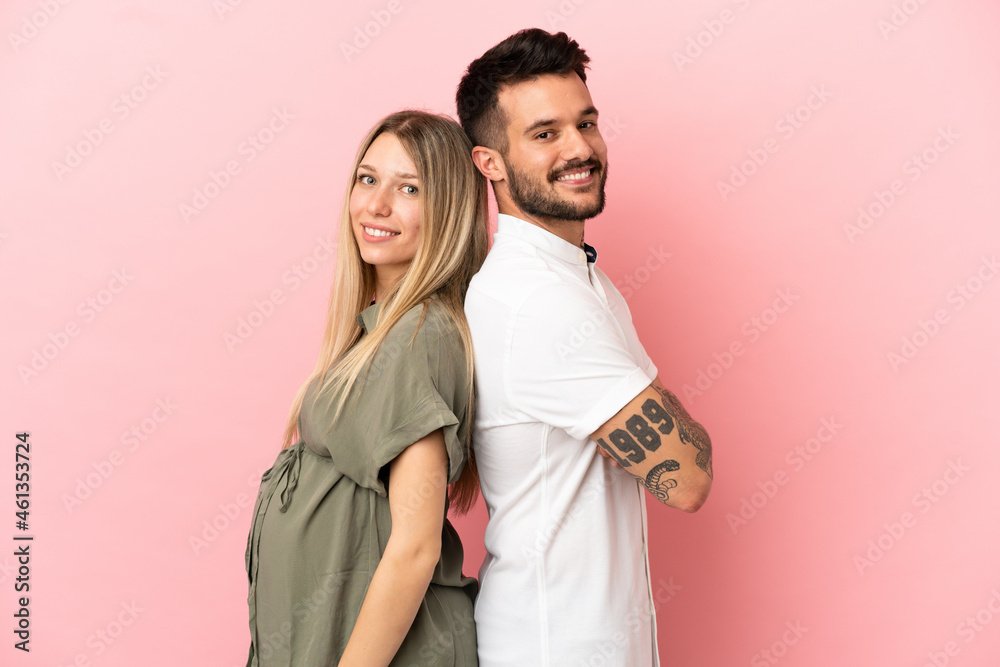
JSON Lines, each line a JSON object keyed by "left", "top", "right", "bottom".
{"left": 245, "top": 300, "right": 478, "bottom": 666}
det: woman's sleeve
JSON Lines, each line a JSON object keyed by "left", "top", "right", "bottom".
{"left": 349, "top": 307, "right": 471, "bottom": 495}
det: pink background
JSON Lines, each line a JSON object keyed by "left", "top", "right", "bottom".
{"left": 2, "top": 1, "right": 999, "bottom": 665}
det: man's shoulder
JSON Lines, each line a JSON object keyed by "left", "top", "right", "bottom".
{"left": 467, "top": 242, "right": 590, "bottom": 312}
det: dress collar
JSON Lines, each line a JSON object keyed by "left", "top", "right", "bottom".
{"left": 497, "top": 214, "right": 598, "bottom": 265}
{"left": 356, "top": 301, "right": 381, "bottom": 333}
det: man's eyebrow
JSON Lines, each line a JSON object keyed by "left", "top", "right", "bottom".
{"left": 522, "top": 107, "right": 600, "bottom": 135}
{"left": 356, "top": 163, "right": 419, "bottom": 180}
{"left": 522, "top": 117, "right": 559, "bottom": 135}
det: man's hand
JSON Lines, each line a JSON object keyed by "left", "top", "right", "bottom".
{"left": 597, "top": 444, "right": 621, "bottom": 468}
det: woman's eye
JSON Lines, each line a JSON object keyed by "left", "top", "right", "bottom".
{"left": 358, "top": 174, "right": 375, "bottom": 185}
{"left": 402, "top": 185, "right": 418, "bottom": 195}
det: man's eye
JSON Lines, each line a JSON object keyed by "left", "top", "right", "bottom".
{"left": 580, "top": 121, "right": 596, "bottom": 129}
{"left": 536, "top": 131, "right": 552, "bottom": 140}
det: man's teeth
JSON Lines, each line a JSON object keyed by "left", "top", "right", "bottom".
{"left": 365, "top": 226, "right": 399, "bottom": 237}
{"left": 558, "top": 170, "right": 591, "bottom": 181}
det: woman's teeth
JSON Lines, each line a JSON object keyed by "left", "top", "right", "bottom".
{"left": 364, "top": 226, "right": 399, "bottom": 237}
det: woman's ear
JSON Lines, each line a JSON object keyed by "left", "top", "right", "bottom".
{"left": 471, "top": 146, "right": 506, "bottom": 183}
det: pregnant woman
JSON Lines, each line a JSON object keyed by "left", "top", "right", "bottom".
{"left": 245, "top": 110, "right": 487, "bottom": 666}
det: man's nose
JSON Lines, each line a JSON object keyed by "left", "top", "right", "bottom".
{"left": 561, "top": 128, "right": 595, "bottom": 163}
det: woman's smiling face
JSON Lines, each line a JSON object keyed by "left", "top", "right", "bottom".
{"left": 350, "top": 132, "right": 422, "bottom": 289}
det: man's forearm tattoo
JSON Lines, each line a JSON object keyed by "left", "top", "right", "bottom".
{"left": 597, "top": 387, "right": 713, "bottom": 480}
{"left": 645, "top": 460, "right": 680, "bottom": 502}
{"left": 651, "top": 386, "right": 713, "bottom": 478}
{"left": 595, "top": 413, "right": 663, "bottom": 467}
{"left": 596, "top": 411, "right": 665, "bottom": 467}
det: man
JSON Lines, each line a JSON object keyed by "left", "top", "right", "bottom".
{"left": 457, "top": 29, "right": 713, "bottom": 666}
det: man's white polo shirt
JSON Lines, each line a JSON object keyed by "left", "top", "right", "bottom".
{"left": 465, "top": 214, "right": 661, "bottom": 667}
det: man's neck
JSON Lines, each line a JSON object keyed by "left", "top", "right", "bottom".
{"left": 500, "top": 208, "right": 586, "bottom": 250}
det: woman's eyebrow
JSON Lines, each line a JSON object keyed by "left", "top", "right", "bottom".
{"left": 357, "top": 163, "right": 419, "bottom": 180}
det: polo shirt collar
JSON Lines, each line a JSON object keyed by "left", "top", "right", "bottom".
{"left": 356, "top": 301, "right": 380, "bottom": 332}
{"left": 497, "top": 214, "right": 597, "bottom": 265}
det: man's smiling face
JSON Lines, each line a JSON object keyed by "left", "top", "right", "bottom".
{"left": 496, "top": 72, "right": 609, "bottom": 225}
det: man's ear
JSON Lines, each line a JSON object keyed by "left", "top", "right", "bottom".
{"left": 471, "top": 146, "right": 506, "bottom": 183}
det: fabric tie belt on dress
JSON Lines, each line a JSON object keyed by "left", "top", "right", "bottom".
{"left": 266, "top": 441, "right": 304, "bottom": 513}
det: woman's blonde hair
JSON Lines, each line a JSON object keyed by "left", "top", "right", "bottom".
{"left": 280, "top": 110, "right": 488, "bottom": 514}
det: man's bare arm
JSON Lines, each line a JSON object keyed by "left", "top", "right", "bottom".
{"left": 591, "top": 376, "right": 712, "bottom": 512}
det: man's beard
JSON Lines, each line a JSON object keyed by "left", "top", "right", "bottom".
{"left": 505, "top": 158, "right": 608, "bottom": 223}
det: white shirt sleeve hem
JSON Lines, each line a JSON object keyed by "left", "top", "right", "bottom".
{"left": 568, "top": 366, "right": 654, "bottom": 441}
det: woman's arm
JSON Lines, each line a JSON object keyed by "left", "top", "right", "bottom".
{"left": 338, "top": 429, "right": 449, "bottom": 667}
